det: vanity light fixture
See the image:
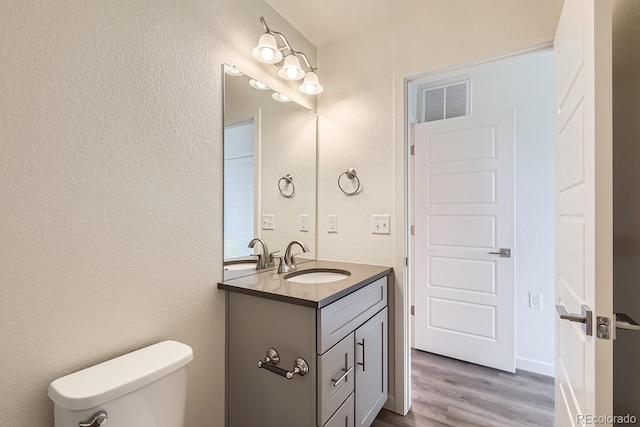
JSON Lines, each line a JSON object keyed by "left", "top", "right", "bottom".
{"left": 252, "top": 17, "right": 323, "bottom": 95}
{"left": 224, "top": 64, "right": 244, "bottom": 76}
{"left": 249, "top": 79, "right": 269, "bottom": 90}
{"left": 272, "top": 92, "right": 291, "bottom": 102}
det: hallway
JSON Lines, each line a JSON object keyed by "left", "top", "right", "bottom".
{"left": 373, "top": 349, "right": 554, "bottom": 426}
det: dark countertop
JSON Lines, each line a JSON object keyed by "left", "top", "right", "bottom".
{"left": 218, "top": 260, "right": 392, "bottom": 308}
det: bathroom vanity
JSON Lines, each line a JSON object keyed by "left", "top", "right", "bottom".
{"left": 218, "top": 260, "right": 391, "bottom": 427}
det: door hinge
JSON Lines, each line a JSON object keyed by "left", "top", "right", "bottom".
{"left": 411, "top": 305, "right": 415, "bottom": 316}
{"left": 410, "top": 145, "right": 415, "bottom": 155}
{"left": 411, "top": 225, "right": 414, "bottom": 235}
{"left": 403, "top": 257, "right": 408, "bottom": 267}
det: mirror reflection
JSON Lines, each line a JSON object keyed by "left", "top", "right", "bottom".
{"left": 223, "top": 66, "right": 317, "bottom": 278}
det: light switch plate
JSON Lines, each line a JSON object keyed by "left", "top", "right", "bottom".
{"left": 299, "top": 215, "right": 309, "bottom": 232}
{"left": 328, "top": 215, "right": 338, "bottom": 233}
{"left": 371, "top": 215, "right": 390, "bottom": 234}
{"left": 262, "top": 214, "right": 275, "bottom": 230}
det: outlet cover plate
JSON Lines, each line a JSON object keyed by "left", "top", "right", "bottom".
{"left": 529, "top": 292, "right": 542, "bottom": 309}
{"left": 328, "top": 215, "right": 338, "bottom": 233}
{"left": 372, "top": 215, "right": 390, "bottom": 234}
{"left": 299, "top": 215, "right": 309, "bottom": 232}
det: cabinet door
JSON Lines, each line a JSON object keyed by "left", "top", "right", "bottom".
{"left": 324, "top": 393, "right": 355, "bottom": 427}
{"left": 354, "top": 307, "right": 388, "bottom": 427}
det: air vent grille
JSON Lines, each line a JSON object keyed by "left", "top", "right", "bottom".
{"left": 421, "top": 80, "right": 470, "bottom": 123}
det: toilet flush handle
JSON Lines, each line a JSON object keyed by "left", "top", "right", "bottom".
{"left": 79, "top": 410, "right": 108, "bottom": 427}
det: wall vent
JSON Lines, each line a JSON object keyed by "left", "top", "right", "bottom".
{"left": 420, "top": 79, "right": 470, "bottom": 123}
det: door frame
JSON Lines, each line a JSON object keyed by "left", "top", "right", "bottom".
{"left": 391, "top": 41, "right": 554, "bottom": 415}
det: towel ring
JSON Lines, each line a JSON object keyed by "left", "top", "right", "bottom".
{"left": 278, "top": 174, "right": 295, "bottom": 198}
{"left": 338, "top": 168, "right": 361, "bottom": 195}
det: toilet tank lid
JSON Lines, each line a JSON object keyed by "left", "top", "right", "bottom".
{"left": 48, "top": 340, "right": 193, "bottom": 410}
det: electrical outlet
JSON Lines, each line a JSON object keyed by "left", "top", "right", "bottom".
{"left": 328, "top": 215, "right": 338, "bottom": 233}
{"left": 372, "top": 215, "right": 390, "bottom": 234}
{"left": 262, "top": 214, "right": 275, "bottom": 230}
{"left": 529, "top": 292, "right": 542, "bottom": 309}
{"left": 299, "top": 215, "right": 309, "bottom": 232}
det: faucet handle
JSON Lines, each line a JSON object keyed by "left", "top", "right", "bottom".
{"left": 264, "top": 250, "right": 279, "bottom": 268}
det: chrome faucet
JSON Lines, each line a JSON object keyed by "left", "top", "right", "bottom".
{"left": 248, "top": 238, "right": 275, "bottom": 270}
{"left": 278, "top": 240, "right": 309, "bottom": 273}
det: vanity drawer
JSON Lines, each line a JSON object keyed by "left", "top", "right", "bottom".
{"left": 317, "top": 332, "right": 354, "bottom": 426}
{"left": 323, "top": 392, "right": 354, "bottom": 427}
{"left": 317, "top": 276, "right": 387, "bottom": 354}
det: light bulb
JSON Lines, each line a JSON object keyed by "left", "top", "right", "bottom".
{"left": 286, "top": 67, "right": 298, "bottom": 79}
{"left": 272, "top": 92, "right": 291, "bottom": 102}
{"left": 261, "top": 47, "right": 274, "bottom": 62}
{"left": 252, "top": 33, "right": 282, "bottom": 64}
{"left": 299, "top": 71, "right": 323, "bottom": 95}
{"left": 249, "top": 79, "right": 269, "bottom": 90}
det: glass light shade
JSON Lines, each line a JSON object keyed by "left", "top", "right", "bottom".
{"left": 249, "top": 79, "right": 269, "bottom": 90}
{"left": 251, "top": 33, "right": 283, "bottom": 64}
{"left": 272, "top": 92, "right": 291, "bottom": 102}
{"left": 299, "top": 71, "right": 323, "bottom": 95}
{"left": 224, "top": 64, "right": 243, "bottom": 76}
{"left": 277, "top": 55, "right": 305, "bottom": 81}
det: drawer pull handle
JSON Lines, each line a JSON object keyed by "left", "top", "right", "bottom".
{"left": 257, "top": 348, "right": 309, "bottom": 380}
{"left": 331, "top": 366, "right": 353, "bottom": 387}
{"left": 357, "top": 339, "right": 366, "bottom": 371}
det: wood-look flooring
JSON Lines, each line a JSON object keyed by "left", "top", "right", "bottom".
{"left": 373, "top": 349, "right": 554, "bottom": 427}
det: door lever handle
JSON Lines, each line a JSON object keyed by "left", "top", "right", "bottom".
{"left": 616, "top": 313, "right": 640, "bottom": 331}
{"left": 556, "top": 304, "right": 593, "bottom": 336}
{"left": 488, "top": 248, "right": 511, "bottom": 258}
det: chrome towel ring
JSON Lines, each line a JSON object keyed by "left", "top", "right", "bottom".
{"left": 278, "top": 174, "right": 295, "bottom": 198}
{"left": 338, "top": 168, "right": 361, "bottom": 195}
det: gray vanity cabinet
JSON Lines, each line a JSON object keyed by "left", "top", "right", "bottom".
{"left": 226, "top": 274, "right": 388, "bottom": 427}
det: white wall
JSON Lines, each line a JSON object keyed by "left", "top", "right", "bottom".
{"left": 0, "top": 1, "right": 314, "bottom": 425}
{"left": 409, "top": 52, "right": 556, "bottom": 375}
{"left": 315, "top": 0, "right": 562, "bottom": 409}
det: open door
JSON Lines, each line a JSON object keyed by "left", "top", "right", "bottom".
{"left": 554, "top": 0, "right": 614, "bottom": 424}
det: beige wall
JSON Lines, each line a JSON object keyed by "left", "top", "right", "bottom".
{"left": 316, "top": 0, "right": 562, "bottom": 264}
{"left": 0, "top": 0, "right": 314, "bottom": 425}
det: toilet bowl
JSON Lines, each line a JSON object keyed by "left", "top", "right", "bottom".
{"left": 48, "top": 340, "right": 193, "bottom": 427}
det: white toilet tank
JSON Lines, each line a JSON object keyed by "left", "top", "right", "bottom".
{"left": 48, "top": 340, "right": 193, "bottom": 427}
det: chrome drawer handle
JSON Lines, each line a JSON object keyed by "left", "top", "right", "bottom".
{"left": 79, "top": 411, "right": 108, "bottom": 427}
{"left": 331, "top": 366, "right": 353, "bottom": 387}
{"left": 357, "top": 339, "right": 365, "bottom": 371}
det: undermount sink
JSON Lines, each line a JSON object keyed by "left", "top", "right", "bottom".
{"left": 284, "top": 268, "right": 351, "bottom": 284}
{"left": 224, "top": 260, "right": 257, "bottom": 271}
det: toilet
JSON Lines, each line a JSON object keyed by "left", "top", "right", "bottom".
{"left": 48, "top": 340, "right": 193, "bottom": 427}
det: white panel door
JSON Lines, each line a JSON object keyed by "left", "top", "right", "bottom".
{"left": 413, "top": 109, "right": 516, "bottom": 372}
{"left": 554, "top": 0, "right": 613, "bottom": 425}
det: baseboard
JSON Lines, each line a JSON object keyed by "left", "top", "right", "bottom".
{"left": 516, "top": 357, "right": 555, "bottom": 377}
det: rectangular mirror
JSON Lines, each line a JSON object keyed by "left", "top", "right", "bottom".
{"left": 223, "top": 65, "right": 317, "bottom": 279}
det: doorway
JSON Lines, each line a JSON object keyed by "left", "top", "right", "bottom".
{"left": 397, "top": 47, "right": 558, "bottom": 425}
